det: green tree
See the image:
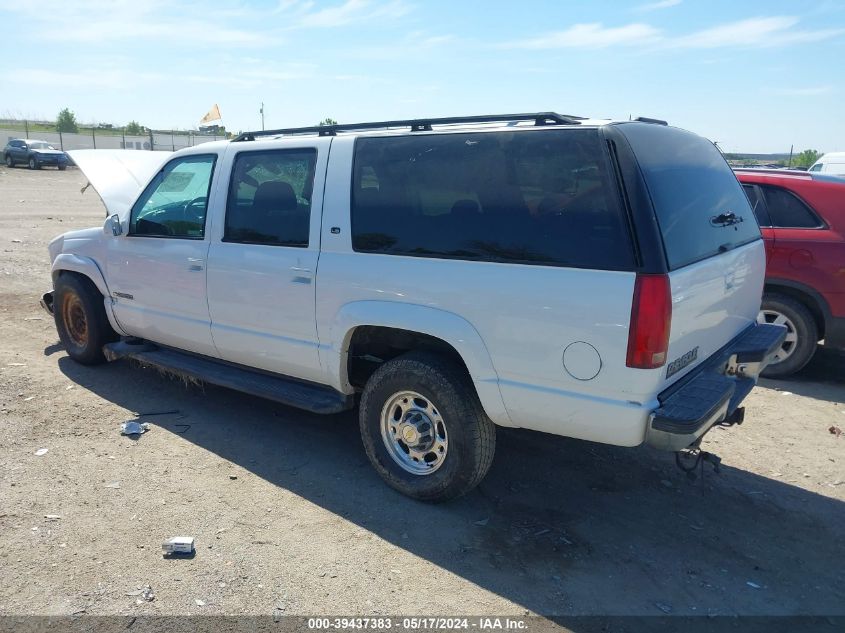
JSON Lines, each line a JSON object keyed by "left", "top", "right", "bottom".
{"left": 125, "top": 120, "right": 144, "bottom": 135}
{"left": 791, "top": 149, "right": 821, "bottom": 169}
{"left": 318, "top": 117, "right": 338, "bottom": 126}
{"left": 56, "top": 108, "right": 78, "bottom": 133}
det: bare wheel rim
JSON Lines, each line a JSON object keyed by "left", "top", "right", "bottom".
{"left": 757, "top": 309, "right": 798, "bottom": 364}
{"left": 61, "top": 292, "right": 88, "bottom": 347}
{"left": 380, "top": 390, "right": 448, "bottom": 476}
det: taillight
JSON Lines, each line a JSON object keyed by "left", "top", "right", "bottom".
{"left": 626, "top": 273, "right": 672, "bottom": 369}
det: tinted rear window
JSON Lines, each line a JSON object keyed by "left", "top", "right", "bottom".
{"left": 620, "top": 123, "right": 760, "bottom": 270}
{"left": 350, "top": 129, "right": 633, "bottom": 269}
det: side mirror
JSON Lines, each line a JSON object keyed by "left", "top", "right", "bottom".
{"left": 104, "top": 214, "right": 123, "bottom": 236}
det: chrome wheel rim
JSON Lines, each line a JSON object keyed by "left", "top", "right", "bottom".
{"left": 380, "top": 390, "right": 448, "bottom": 475}
{"left": 757, "top": 309, "right": 798, "bottom": 364}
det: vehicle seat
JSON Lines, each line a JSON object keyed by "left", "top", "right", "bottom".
{"left": 251, "top": 181, "right": 308, "bottom": 244}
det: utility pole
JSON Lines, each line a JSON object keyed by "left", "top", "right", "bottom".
{"left": 788, "top": 144, "right": 794, "bottom": 168}
{"left": 260, "top": 102, "right": 265, "bottom": 131}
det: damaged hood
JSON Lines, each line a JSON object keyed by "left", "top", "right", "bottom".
{"left": 68, "top": 150, "right": 172, "bottom": 217}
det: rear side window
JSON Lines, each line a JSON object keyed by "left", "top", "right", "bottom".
{"left": 224, "top": 149, "right": 317, "bottom": 247}
{"left": 761, "top": 186, "right": 823, "bottom": 228}
{"left": 620, "top": 123, "right": 761, "bottom": 270}
{"left": 351, "top": 129, "right": 633, "bottom": 269}
{"left": 742, "top": 184, "right": 770, "bottom": 227}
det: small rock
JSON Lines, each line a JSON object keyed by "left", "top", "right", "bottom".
{"left": 11, "top": 238, "right": 22, "bottom": 242}
{"left": 104, "top": 482, "right": 121, "bottom": 489}
{"left": 24, "top": 396, "right": 35, "bottom": 401}
{"left": 473, "top": 518, "right": 489, "bottom": 526}
{"left": 660, "top": 479, "right": 673, "bottom": 488}
{"left": 45, "top": 515, "right": 61, "bottom": 521}
{"left": 34, "top": 448, "right": 49, "bottom": 456}
{"left": 229, "top": 475, "right": 238, "bottom": 480}
{"left": 195, "top": 599, "right": 205, "bottom": 606}
{"left": 746, "top": 581, "right": 761, "bottom": 589}
{"left": 655, "top": 602, "right": 673, "bottom": 614}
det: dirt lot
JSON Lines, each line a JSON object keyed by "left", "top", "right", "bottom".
{"left": 1, "top": 165, "right": 843, "bottom": 620}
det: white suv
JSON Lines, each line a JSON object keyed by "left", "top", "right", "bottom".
{"left": 42, "top": 112, "right": 785, "bottom": 501}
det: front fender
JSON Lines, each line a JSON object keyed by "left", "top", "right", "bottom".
{"left": 51, "top": 253, "right": 127, "bottom": 335}
{"left": 323, "top": 301, "right": 514, "bottom": 427}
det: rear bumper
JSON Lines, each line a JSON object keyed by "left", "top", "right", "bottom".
{"left": 645, "top": 323, "right": 787, "bottom": 451}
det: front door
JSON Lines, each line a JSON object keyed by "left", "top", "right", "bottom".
{"left": 107, "top": 153, "right": 220, "bottom": 357}
{"left": 206, "top": 140, "right": 330, "bottom": 383}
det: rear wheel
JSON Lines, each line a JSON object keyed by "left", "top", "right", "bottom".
{"left": 758, "top": 293, "right": 818, "bottom": 378}
{"left": 4, "top": 154, "right": 12, "bottom": 168}
{"left": 58, "top": 164, "right": 67, "bottom": 171}
{"left": 359, "top": 351, "right": 495, "bottom": 502}
{"left": 54, "top": 274, "right": 117, "bottom": 365}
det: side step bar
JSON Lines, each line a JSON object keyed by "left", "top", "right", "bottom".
{"left": 104, "top": 341, "right": 354, "bottom": 415}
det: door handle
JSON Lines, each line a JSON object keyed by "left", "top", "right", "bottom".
{"left": 290, "top": 266, "right": 312, "bottom": 273}
{"left": 187, "top": 257, "right": 204, "bottom": 272}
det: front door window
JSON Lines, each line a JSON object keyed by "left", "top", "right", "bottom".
{"left": 129, "top": 154, "right": 216, "bottom": 238}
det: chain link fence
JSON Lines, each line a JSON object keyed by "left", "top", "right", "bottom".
{"left": 0, "top": 119, "right": 226, "bottom": 153}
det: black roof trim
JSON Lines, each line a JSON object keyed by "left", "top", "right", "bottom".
{"left": 233, "top": 112, "right": 585, "bottom": 142}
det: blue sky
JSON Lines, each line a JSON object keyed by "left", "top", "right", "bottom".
{"left": 1, "top": 0, "right": 843, "bottom": 153}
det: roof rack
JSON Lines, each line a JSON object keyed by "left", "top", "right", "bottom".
{"left": 233, "top": 112, "right": 585, "bottom": 142}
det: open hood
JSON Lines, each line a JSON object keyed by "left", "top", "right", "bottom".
{"left": 68, "top": 150, "right": 172, "bottom": 217}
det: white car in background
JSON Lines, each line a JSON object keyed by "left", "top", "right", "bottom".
{"left": 808, "top": 152, "right": 845, "bottom": 176}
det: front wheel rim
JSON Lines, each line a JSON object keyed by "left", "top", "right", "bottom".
{"left": 380, "top": 390, "right": 448, "bottom": 475}
{"left": 61, "top": 293, "right": 89, "bottom": 347}
{"left": 757, "top": 309, "right": 798, "bottom": 364}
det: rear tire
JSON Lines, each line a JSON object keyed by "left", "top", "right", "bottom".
{"left": 54, "top": 274, "right": 117, "bottom": 365}
{"left": 58, "top": 164, "right": 67, "bottom": 171}
{"left": 359, "top": 351, "right": 496, "bottom": 502}
{"left": 759, "top": 293, "right": 818, "bottom": 378}
{"left": 4, "top": 154, "right": 12, "bottom": 168}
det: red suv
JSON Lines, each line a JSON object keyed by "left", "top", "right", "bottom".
{"left": 735, "top": 169, "right": 845, "bottom": 377}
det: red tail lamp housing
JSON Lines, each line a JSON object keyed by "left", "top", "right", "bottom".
{"left": 626, "top": 273, "right": 672, "bottom": 369}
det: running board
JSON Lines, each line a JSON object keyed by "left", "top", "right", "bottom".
{"left": 103, "top": 341, "right": 354, "bottom": 415}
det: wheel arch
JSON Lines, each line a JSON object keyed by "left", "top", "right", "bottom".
{"left": 764, "top": 278, "right": 830, "bottom": 340}
{"left": 323, "top": 301, "right": 514, "bottom": 426}
{"left": 52, "top": 254, "right": 127, "bottom": 335}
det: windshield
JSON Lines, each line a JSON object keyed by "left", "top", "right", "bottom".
{"left": 29, "top": 142, "right": 54, "bottom": 150}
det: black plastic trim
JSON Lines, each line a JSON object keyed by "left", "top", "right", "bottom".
{"left": 600, "top": 125, "right": 668, "bottom": 274}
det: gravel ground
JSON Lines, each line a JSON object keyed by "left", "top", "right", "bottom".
{"left": 0, "top": 165, "right": 843, "bottom": 620}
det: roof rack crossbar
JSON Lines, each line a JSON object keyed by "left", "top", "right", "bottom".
{"left": 233, "top": 112, "right": 584, "bottom": 142}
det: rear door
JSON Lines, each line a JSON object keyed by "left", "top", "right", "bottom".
{"left": 618, "top": 123, "right": 765, "bottom": 389}
{"left": 205, "top": 139, "right": 331, "bottom": 384}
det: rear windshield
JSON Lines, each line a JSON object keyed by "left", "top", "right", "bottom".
{"left": 619, "top": 123, "right": 760, "bottom": 270}
{"left": 351, "top": 129, "right": 634, "bottom": 269}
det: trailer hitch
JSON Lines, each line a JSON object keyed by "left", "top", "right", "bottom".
{"left": 675, "top": 442, "right": 722, "bottom": 481}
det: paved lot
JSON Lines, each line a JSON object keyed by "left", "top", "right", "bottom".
{"left": 1, "top": 165, "right": 843, "bottom": 619}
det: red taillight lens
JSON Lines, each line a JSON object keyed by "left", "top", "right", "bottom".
{"left": 626, "top": 273, "right": 672, "bottom": 369}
